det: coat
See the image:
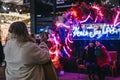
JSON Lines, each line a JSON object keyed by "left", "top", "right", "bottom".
{"left": 4, "top": 39, "right": 50, "bottom": 80}
{"left": 95, "top": 45, "right": 110, "bottom": 68}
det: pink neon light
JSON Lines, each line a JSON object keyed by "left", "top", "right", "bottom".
{"left": 63, "top": 46, "right": 70, "bottom": 57}
{"left": 64, "top": 34, "right": 73, "bottom": 52}
{"left": 92, "top": 5, "right": 103, "bottom": 18}
{"left": 80, "top": 13, "right": 91, "bottom": 23}
{"left": 65, "top": 37, "right": 68, "bottom": 46}
{"left": 66, "top": 45, "right": 72, "bottom": 52}
{"left": 115, "top": 22, "right": 120, "bottom": 27}
{"left": 53, "top": 36, "right": 59, "bottom": 45}
{"left": 64, "top": 37, "right": 72, "bottom": 57}
{"left": 99, "top": 11, "right": 104, "bottom": 17}
{"left": 65, "top": 38, "right": 71, "bottom": 51}
{"left": 67, "top": 34, "right": 73, "bottom": 43}
{"left": 67, "top": 37, "right": 73, "bottom": 43}
{"left": 95, "top": 16, "right": 98, "bottom": 23}
{"left": 62, "top": 24, "right": 70, "bottom": 29}
{"left": 92, "top": 6, "right": 100, "bottom": 10}
{"left": 65, "top": 33, "right": 73, "bottom": 46}
{"left": 114, "top": 11, "right": 120, "bottom": 26}
{"left": 55, "top": 22, "right": 63, "bottom": 27}
{"left": 56, "top": 22, "right": 70, "bottom": 29}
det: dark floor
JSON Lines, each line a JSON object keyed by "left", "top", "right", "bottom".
{"left": 0, "top": 67, "right": 5, "bottom": 80}
{"left": 1, "top": 66, "right": 120, "bottom": 80}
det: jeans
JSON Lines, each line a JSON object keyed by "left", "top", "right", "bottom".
{"left": 86, "top": 62, "right": 97, "bottom": 80}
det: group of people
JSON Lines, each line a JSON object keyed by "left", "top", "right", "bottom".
{"left": 83, "top": 40, "right": 111, "bottom": 80}
{"left": 3, "top": 21, "right": 58, "bottom": 80}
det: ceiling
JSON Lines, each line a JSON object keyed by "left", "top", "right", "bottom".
{"left": 0, "top": 0, "right": 23, "bottom": 5}
{"left": 0, "top": 0, "right": 30, "bottom": 13}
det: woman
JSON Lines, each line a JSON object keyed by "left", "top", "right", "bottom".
{"left": 4, "top": 21, "right": 50, "bottom": 80}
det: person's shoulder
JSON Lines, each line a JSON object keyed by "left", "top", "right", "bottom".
{"left": 39, "top": 42, "right": 49, "bottom": 49}
{"left": 24, "top": 41, "right": 37, "bottom": 47}
{"left": 5, "top": 39, "right": 16, "bottom": 44}
{"left": 22, "top": 42, "right": 40, "bottom": 51}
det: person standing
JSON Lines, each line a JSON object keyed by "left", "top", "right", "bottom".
{"left": 95, "top": 40, "right": 111, "bottom": 80}
{"left": 4, "top": 21, "right": 50, "bottom": 80}
{"left": 84, "top": 40, "right": 96, "bottom": 80}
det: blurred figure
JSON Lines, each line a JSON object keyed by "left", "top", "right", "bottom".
{"left": 5, "top": 33, "right": 11, "bottom": 45}
{"left": 30, "top": 33, "right": 36, "bottom": 39}
{"left": 4, "top": 21, "right": 50, "bottom": 80}
{"left": 95, "top": 40, "right": 111, "bottom": 80}
{"left": 39, "top": 32, "right": 58, "bottom": 79}
{"left": 0, "top": 40, "right": 4, "bottom": 66}
{"left": 40, "top": 32, "right": 52, "bottom": 49}
{"left": 35, "top": 35, "right": 41, "bottom": 45}
{"left": 40, "top": 32, "right": 48, "bottom": 43}
{"left": 84, "top": 40, "right": 96, "bottom": 80}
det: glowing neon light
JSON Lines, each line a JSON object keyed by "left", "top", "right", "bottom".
{"left": 92, "top": 6, "right": 100, "bottom": 10}
{"left": 51, "top": 4, "right": 120, "bottom": 60}
{"left": 80, "top": 13, "right": 91, "bottom": 23}
{"left": 114, "top": 11, "right": 120, "bottom": 26}
{"left": 53, "top": 36, "right": 59, "bottom": 45}
{"left": 67, "top": 33, "right": 73, "bottom": 43}
{"left": 65, "top": 37, "right": 68, "bottom": 46}
{"left": 56, "top": 22, "right": 70, "bottom": 29}
{"left": 67, "top": 45, "right": 72, "bottom": 52}
{"left": 72, "top": 24, "right": 120, "bottom": 39}
{"left": 65, "top": 37, "right": 72, "bottom": 52}
{"left": 49, "top": 4, "right": 120, "bottom": 68}
{"left": 115, "top": 22, "right": 120, "bottom": 27}
{"left": 63, "top": 46, "right": 70, "bottom": 57}
{"left": 72, "top": 10, "right": 77, "bottom": 18}
{"left": 95, "top": 16, "right": 98, "bottom": 23}
{"left": 92, "top": 5, "right": 103, "bottom": 18}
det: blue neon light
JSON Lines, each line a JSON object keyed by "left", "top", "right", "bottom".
{"left": 71, "top": 24, "right": 120, "bottom": 40}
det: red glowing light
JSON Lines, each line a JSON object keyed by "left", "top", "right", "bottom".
{"left": 71, "top": 6, "right": 82, "bottom": 20}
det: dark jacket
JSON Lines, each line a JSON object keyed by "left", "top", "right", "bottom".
{"left": 0, "top": 41, "right": 4, "bottom": 65}
{"left": 84, "top": 45, "right": 96, "bottom": 63}
{"left": 95, "top": 45, "right": 110, "bottom": 67}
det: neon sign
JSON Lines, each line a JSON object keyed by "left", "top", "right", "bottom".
{"left": 71, "top": 24, "right": 120, "bottom": 39}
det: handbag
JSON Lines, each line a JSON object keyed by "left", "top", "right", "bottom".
{"left": 43, "top": 60, "right": 58, "bottom": 80}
